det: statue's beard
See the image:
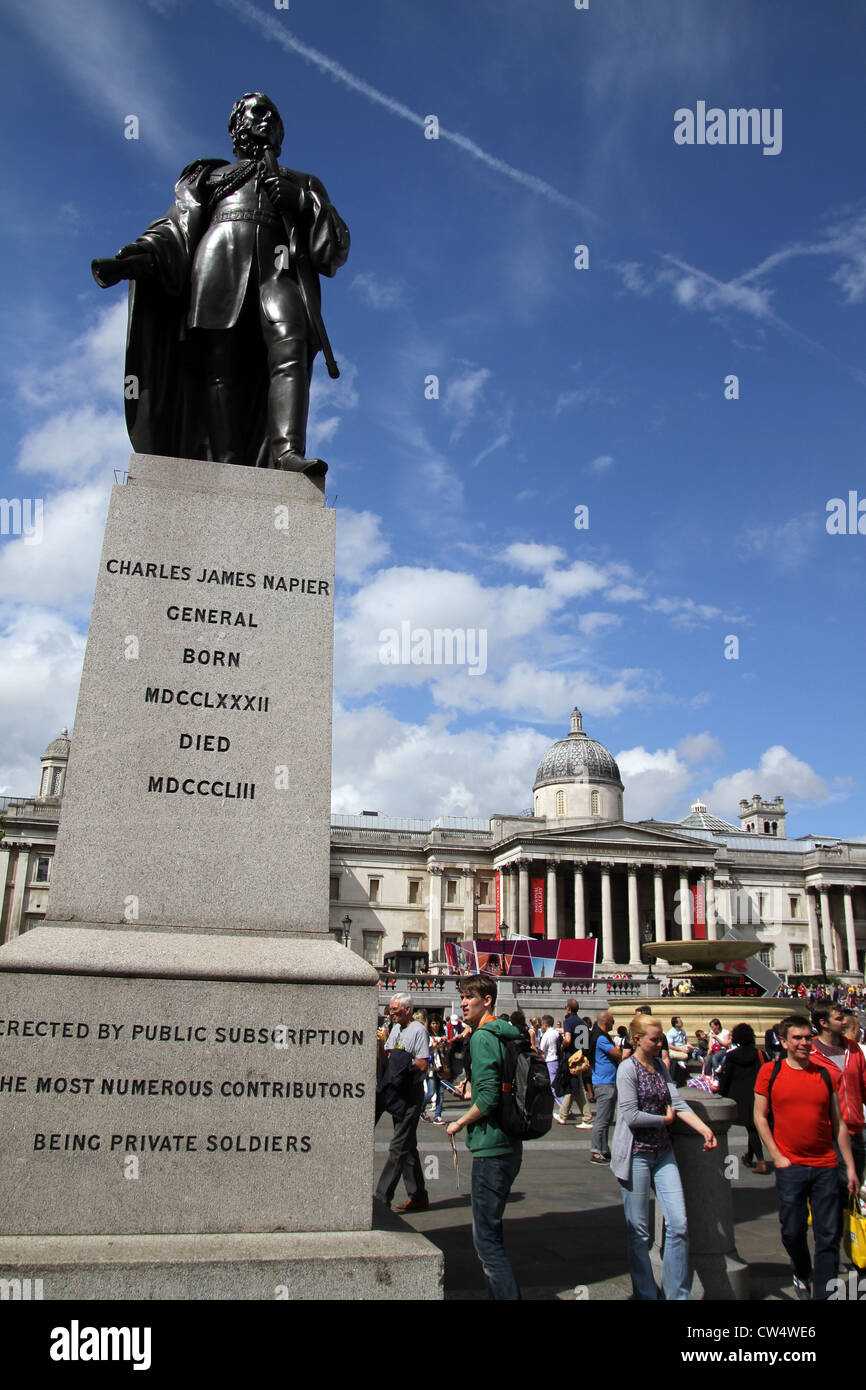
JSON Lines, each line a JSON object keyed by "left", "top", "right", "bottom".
{"left": 231, "top": 130, "right": 279, "bottom": 160}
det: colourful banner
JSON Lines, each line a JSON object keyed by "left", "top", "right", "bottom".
{"left": 444, "top": 938, "right": 597, "bottom": 979}
{"left": 692, "top": 882, "right": 706, "bottom": 940}
{"left": 494, "top": 870, "right": 501, "bottom": 937}
{"left": 530, "top": 876, "right": 545, "bottom": 936}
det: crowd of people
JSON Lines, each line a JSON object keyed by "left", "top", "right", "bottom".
{"left": 374, "top": 985, "right": 866, "bottom": 1301}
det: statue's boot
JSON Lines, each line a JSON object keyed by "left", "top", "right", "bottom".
{"left": 265, "top": 332, "right": 327, "bottom": 479}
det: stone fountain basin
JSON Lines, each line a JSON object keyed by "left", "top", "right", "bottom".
{"left": 644, "top": 940, "right": 762, "bottom": 967}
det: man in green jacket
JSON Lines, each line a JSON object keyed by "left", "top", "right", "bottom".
{"left": 446, "top": 973, "right": 522, "bottom": 1299}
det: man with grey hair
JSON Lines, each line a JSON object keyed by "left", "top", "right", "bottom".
{"left": 374, "top": 994, "right": 431, "bottom": 1212}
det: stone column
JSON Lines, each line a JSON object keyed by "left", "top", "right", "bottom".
{"left": 463, "top": 870, "right": 475, "bottom": 938}
{"left": 518, "top": 861, "right": 530, "bottom": 936}
{"left": 627, "top": 864, "right": 641, "bottom": 967}
{"left": 653, "top": 1095, "right": 747, "bottom": 1299}
{"left": 806, "top": 889, "right": 822, "bottom": 976}
{"left": 573, "top": 865, "right": 586, "bottom": 938}
{"left": 679, "top": 871, "right": 693, "bottom": 942}
{"left": 7, "top": 846, "right": 31, "bottom": 941}
{"left": 843, "top": 889, "right": 860, "bottom": 976}
{"left": 819, "top": 886, "right": 836, "bottom": 972}
{"left": 706, "top": 874, "right": 718, "bottom": 941}
{"left": 428, "top": 865, "right": 443, "bottom": 958}
{"left": 600, "top": 863, "right": 614, "bottom": 967}
{"left": 546, "top": 862, "right": 559, "bottom": 940}
{"left": 653, "top": 866, "right": 666, "bottom": 942}
{"left": 715, "top": 879, "right": 731, "bottom": 935}
{"left": 507, "top": 866, "right": 518, "bottom": 933}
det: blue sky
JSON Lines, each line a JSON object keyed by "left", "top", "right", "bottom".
{"left": 1, "top": 0, "right": 865, "bottom": 835}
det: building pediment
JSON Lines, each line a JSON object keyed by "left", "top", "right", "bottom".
{"left": 494, "top": 818, "right": 717, "bottom": 861}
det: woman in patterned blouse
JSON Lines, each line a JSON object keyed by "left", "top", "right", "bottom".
{"left": 609, "top": 1015, "right": 717, "bottom": 1299}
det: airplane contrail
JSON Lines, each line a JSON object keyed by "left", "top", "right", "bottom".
{"left": 220, "top": 0, "right": 597, "bottom": 220}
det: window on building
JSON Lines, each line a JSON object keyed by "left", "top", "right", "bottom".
{"left": 764, "top": 821, "right": 770, "bottom": 834}
{"left": 362, "top": 933, "right": 381, "bottom": 965}
{"left": 368, "top": 878, "right": 381, "bottom": 903}
{"left": 39, "top": 768, "right": 50, "bottom": 797}
{"left": 329, "top": 875, "right": 340, "bottom": 901}
{"left": 33, "top": 857, "right": 51, "bottom": 884}
{"left": 445, "top": 879, "right": 458, "bottom": 905}
{"left": 757, "top": 892, "right": 768, "bottom": 918}
{"left": 759, "top": 947, "right": 774, "bottom": 968}
{"left": 403, "top": 934, "right": 422, "bottom": 951}
{"left": 591, "top": 790, "right": 600, "bottom": 816}
{"left": 789, "top": 896, "right": 800, "bottom": 919}
{"left": 478, "top": 880, "right": 490, "bottom": 905}
{"left": 791, "top": 946, "right": 806, "bottom": 974}
{"left": 555, "top": 790, "right": 566, "bottom": 817}
{"left": 408, "top": 879, "right": 420, "bottom": 905}
{"left": 50, "top": 767, "right": 63, "bottom": 796}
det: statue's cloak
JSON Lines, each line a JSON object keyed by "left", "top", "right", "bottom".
{"left": 124, "top": 158, "right": 348, "bottom": 468}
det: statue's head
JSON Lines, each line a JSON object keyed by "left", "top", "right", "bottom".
{"left": 228, "top": 92, "right": 284, "bottom": 158}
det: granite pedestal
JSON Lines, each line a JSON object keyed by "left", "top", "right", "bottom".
{"left": 0, "top": 456, "right": 442, "bottom": 1299}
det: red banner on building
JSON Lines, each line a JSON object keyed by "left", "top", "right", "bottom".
{"left": 692, "top": 882, "right": 707, "bottom": 940}
{"left": 530, "top": 876, "right": 546, "bottom": 936}
{"left": 494, "top": 870, "right": 501, "bottom": 937}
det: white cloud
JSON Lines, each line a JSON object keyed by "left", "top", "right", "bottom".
{"left": 16, "top": 407, "right": 129, "bottom": 484}
{"left": 587, "top": 453, "right": 614, "bottom": 475}
{"left": 0, "top": 483, "right": 110, "bottom": 612}
{"left": 435, "top": 662, "right": 648, "bottom": 722}
{"left": 0, "top": 607, "right": 85, "bottom": 794}
{"left": 16, "top": 300, "right": 127, "bottom": 414}
{"left": 646, "top": 595, "right": 746, "bottom": 627}
{"left": 578, "top": 611, "right": 622, "bottom": 636}
{"left": 737, "top": 513, "right": 821, "bottom": 573}
{"left": 443, "top": 367, "right": 492, "bottom": 440}
{"left": 502, "top": 542, "right": 566, "bottom": 572}
{"left": 350, "top": 273, "right": 404, "bottom": 310}
{"left": 330, "top": 703, "right": 551, "bottom": 818}
{"left": 703, "top": 746, "right": 829, "bottom": 818}
{"left": 677, "top": 733, "right": 723, "bottom": 765}
{"left": 616, "top": 745, "right": 694, "bottom": 822}
{"left": 336, "top": 509, "right": 390, "bottom": 585}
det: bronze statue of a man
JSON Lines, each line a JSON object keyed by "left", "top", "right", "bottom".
{"left": 93, "top": 92, "right": 350, "bottom": 477}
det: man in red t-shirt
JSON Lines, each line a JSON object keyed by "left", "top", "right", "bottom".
{"left": 754, "top": 1014, "right": 858, "bottom": 1301}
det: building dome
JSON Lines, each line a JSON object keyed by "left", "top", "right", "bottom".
{"left": 534, "top": 709, "right": 622, "bottom": 790}
{"left": 532, "top": 709, "right": 623, "bottom": 822}
{"left": 42, "top": 729, "right": 71, "bottom": 761}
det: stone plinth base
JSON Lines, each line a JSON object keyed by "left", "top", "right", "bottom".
{"left": 0, "top": 1231, "right": 443, "bottom": 1301}
{"left": 0, "top": 927, "right": 378, "bottom": 1236}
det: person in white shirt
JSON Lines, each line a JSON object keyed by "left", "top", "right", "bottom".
{"left": 539, "top": 1014, "right": 561, "bottom": 1099}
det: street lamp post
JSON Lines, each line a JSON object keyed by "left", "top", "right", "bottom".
{"left": 473, "top": 892, "right": 480, "bottom": 940}
{"left": 341, "top": 914, "right": 352, "bottom": 950}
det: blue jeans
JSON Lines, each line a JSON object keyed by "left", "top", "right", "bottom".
{"left": 775, "top": 1163, "right": 841, "bottom": 1300}
{"left": 471, "top": 1147, "right": 523, "bottom": 1300}
{"left": 619, "top": 1148, "right": 690, "bottom": 1300}
{"left": 425, "top": 1072, "right": 444, "bottom": 1119}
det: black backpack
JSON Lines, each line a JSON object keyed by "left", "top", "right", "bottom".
{"left": 497, "top": 1034, "right": 554, "bottom": 1140}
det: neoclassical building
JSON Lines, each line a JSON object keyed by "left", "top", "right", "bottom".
{"left": 3, "top": 714, "right": 864, "bottom": 982}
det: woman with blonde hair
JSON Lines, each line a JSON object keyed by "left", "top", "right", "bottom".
{"left": 610, "top": 1014, "right": 717, "bottom": 1300}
